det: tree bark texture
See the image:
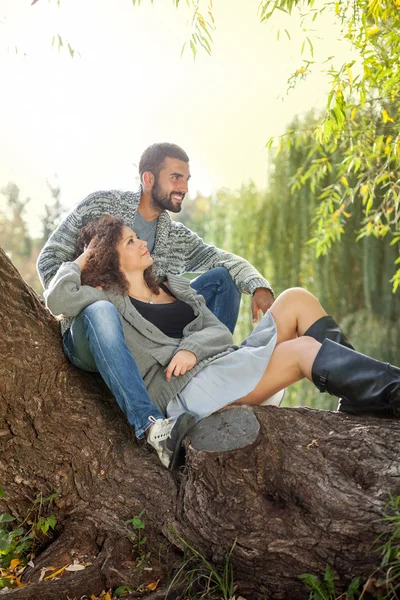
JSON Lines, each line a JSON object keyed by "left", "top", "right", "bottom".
{"left": 1, "top": 247, "right": 399, "bottom": 600}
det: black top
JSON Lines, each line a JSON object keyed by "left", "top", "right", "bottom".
{"left": 129, "top": 282, "right": 196, "bottom": 339}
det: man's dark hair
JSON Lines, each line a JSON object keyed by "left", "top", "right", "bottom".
{"left": 139, "top": 143, "right": 189, "bottom": 180}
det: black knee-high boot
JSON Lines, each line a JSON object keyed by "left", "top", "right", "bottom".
{"left": 311, "top": 339, "right": 400, "bottom": 417}
{"left": 304, "top": 315, "right": 354, "bottom": 349}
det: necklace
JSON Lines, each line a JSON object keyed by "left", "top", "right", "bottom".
{"left": 131, "top": 290, "right": 154, "bottom": 304}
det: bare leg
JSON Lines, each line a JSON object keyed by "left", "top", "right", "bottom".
{"left": 269, "top": 287, "right": 327, "bottom": 344}
{"left": 236, "top": 337, "right": 321, "bottom": 406}
{"left": 234, "top": 288, "right": 326, "bottom": 406}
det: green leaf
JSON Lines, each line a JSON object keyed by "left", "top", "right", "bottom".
{"left": 190, "top": 39, "right": 197, "bottom": 59}
{"left": 46, "top": 514, "right": 57, "bottom": 530}
{"left": 323, "top": 564, "right": 336, "bottom": 593}
{"left": 114, "top": 586, "right": 133, "bottom": 596}
{"left": 347, "top": 576, "right": 361, "bottom": 598}
{"left": 0, "top": 514, "right": 15, "bottom": 524}
{"left": 306, "top": 36, "right": 314, "bottom": 58}
{"left": 36, "top": 514, "right": 57, "bottom": 534}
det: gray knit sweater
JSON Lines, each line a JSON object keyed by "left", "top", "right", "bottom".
{"left": 44, "top": 265, "right": 236, "bottom": 414}
{"left": 37, "top": 187, "right": 272, "bottom": 334}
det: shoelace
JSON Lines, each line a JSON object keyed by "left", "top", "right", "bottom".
{"left": 148, "top": 416, "right": 175, "bottom": 440}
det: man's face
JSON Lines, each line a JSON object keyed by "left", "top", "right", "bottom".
{"left": 150, "top": 157, "right": 191, "bottom": 213}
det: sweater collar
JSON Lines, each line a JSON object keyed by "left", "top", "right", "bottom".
{"left": 131, "top": 186, "right": 172, "bottom": 256}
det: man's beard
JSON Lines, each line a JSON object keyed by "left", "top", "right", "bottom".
{"left": 151, "top": 178, "right": 184, "bottom": 213}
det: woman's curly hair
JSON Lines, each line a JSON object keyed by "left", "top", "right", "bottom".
{"left": 76, "top": 215, "right": 160, "bottom": 295}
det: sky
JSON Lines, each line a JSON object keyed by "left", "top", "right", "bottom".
{"left": 0, "top": 0, "right": 353, "bottom": 236}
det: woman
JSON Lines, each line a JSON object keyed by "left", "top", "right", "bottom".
{"left": 45, "top": 217, "right": 400, "bottom": 467}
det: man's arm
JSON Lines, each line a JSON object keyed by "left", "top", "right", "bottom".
{"left": 178, "top": 224, "right": 274, "bottom": 296}
{"left": 37, "top": 198, "right": 90, "bottom": 290}
{"left": 37, "top": 190, "right": 125, "bottom": 290}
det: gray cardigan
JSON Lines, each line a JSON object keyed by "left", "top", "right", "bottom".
{"left": 44, "top": 263, "right": 237, "bottom": 414}
{"left": 37, "top": 187, "right": 273, "bottom": 335}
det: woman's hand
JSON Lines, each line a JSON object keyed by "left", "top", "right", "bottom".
{"left": 165, "top": 350, "right": 198, "bottom": 382}
{"left": 74, "top": 237, "right": 98, "bottom": 271}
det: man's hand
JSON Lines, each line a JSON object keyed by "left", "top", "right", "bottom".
{"left": 165, "top": 350, "right": 198, "bottom": 382}
{"left": 252, "top": 288, "right": 275, "bottom": 323}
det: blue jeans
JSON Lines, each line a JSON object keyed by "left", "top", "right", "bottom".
{"left": 63, "top": 301, "right": 164, "bottom": 439}
{"left": 63, "top": 267, "right": 241, "bottom": 438}
{"left": 190, "top": 267, "right": 241, "bottom": 334}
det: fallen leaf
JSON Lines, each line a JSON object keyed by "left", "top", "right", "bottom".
{"left": 44, "top": 564, "right": 68, "bottom": 580}
{"left": 65, "top": 563, "right": 86, "bottom": 571}
{"left": 14, "top": 576, "right": 26, "bottom": 588}
{"left": 146, "top": 579, "right": 160, "bottom": 591}
{"left": 39, "top": 567, "right": 55, "bottom": 582}
{"left": 9, "top": 559, "right": 20, "bottom": 571}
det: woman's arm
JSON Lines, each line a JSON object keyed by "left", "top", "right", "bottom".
{"left": 176, "top": 298, "right": 235, "bottom": 363}
{"left": 44, "top": 259, "right": 108, "bottom": 318}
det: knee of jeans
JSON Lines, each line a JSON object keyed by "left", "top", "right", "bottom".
{"left": 212, "top": 267, "right": 239, "bottom": 294}
{"left": 82, "top": 300, "right": 118, "bottom": 319}
{"left": 81, "top": 301, "right": 122, "bottom": 340}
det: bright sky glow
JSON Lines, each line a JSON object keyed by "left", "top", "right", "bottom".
{"left": 0, "top": 0, "right": 354, "bottom": 235}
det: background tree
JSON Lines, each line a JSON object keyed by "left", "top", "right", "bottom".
{"left": 119, "top": 0, "right": 400, "bottom": 292}
{"left": 0, "top": 182, "right": 38, "bottom": 290}
{"left": 42, "top": 179, "right": 64, "bottom": 245}
{"left": 179, "top": 110, "right": 400, "bottom": 409}
{"left": 0, "top": 180, "right": 65, "bottom": 293}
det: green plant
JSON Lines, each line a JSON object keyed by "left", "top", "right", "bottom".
{"left": 373, "top": 493, "right": 400, "bottom": 599}
{"left": 167, "top": 527, "right": 236, "bottom": 600}
{"left": 0, "top": 513, "right": 33, "bottom": 573}
{"left": 125, "top": 511, "right": 150, "bottom": 567}
{"left": 299, "top": 565, "right": 361, "bottom": 600}
{"left": 113, "top": 585, "right": 133, "bottom": 597}
{"left": 0, "top": 488, "right": 58, "bottom": 583}
{"left": 299, "top": 494, "right": 400, "bottom": 600}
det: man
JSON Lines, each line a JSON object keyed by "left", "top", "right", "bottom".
{"left": 37, "top": 142, "right": 274, "bottom": 468}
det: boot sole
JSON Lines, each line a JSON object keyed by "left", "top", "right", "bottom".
{"left": 166, "top": 412, "right": 197, "bottom": 471}
{"left": 338, "top": 399, "right": 399, "bottom": 418}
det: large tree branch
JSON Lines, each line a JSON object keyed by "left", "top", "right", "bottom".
{"left": 1, "top": 247, "right": 399, "bottom": 599}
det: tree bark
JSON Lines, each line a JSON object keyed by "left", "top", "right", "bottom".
{"left": 1, "top": 247, "right": 399, "bottom": 599}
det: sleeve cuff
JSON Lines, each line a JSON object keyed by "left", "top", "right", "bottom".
{"left": 246, "top": 278, "right": 274, "bottom": 297}
{"left": 177, "top": 341, "right": 204, "bottom": 362}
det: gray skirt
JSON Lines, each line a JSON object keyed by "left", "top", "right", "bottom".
{"left": 166, "top": 310, "right": 278, "bottom": 422}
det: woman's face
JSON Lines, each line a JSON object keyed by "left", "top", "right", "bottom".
{"left": 117, "top": 226, "right": 153, "bottom": 274}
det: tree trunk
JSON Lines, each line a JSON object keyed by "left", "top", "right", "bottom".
{"left": 1, "top": 247, "right": 399, "bottom": 600}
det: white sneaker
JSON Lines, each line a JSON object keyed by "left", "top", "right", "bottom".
{"left": 147, "top": 413, "right": 196, "bottom": 469}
